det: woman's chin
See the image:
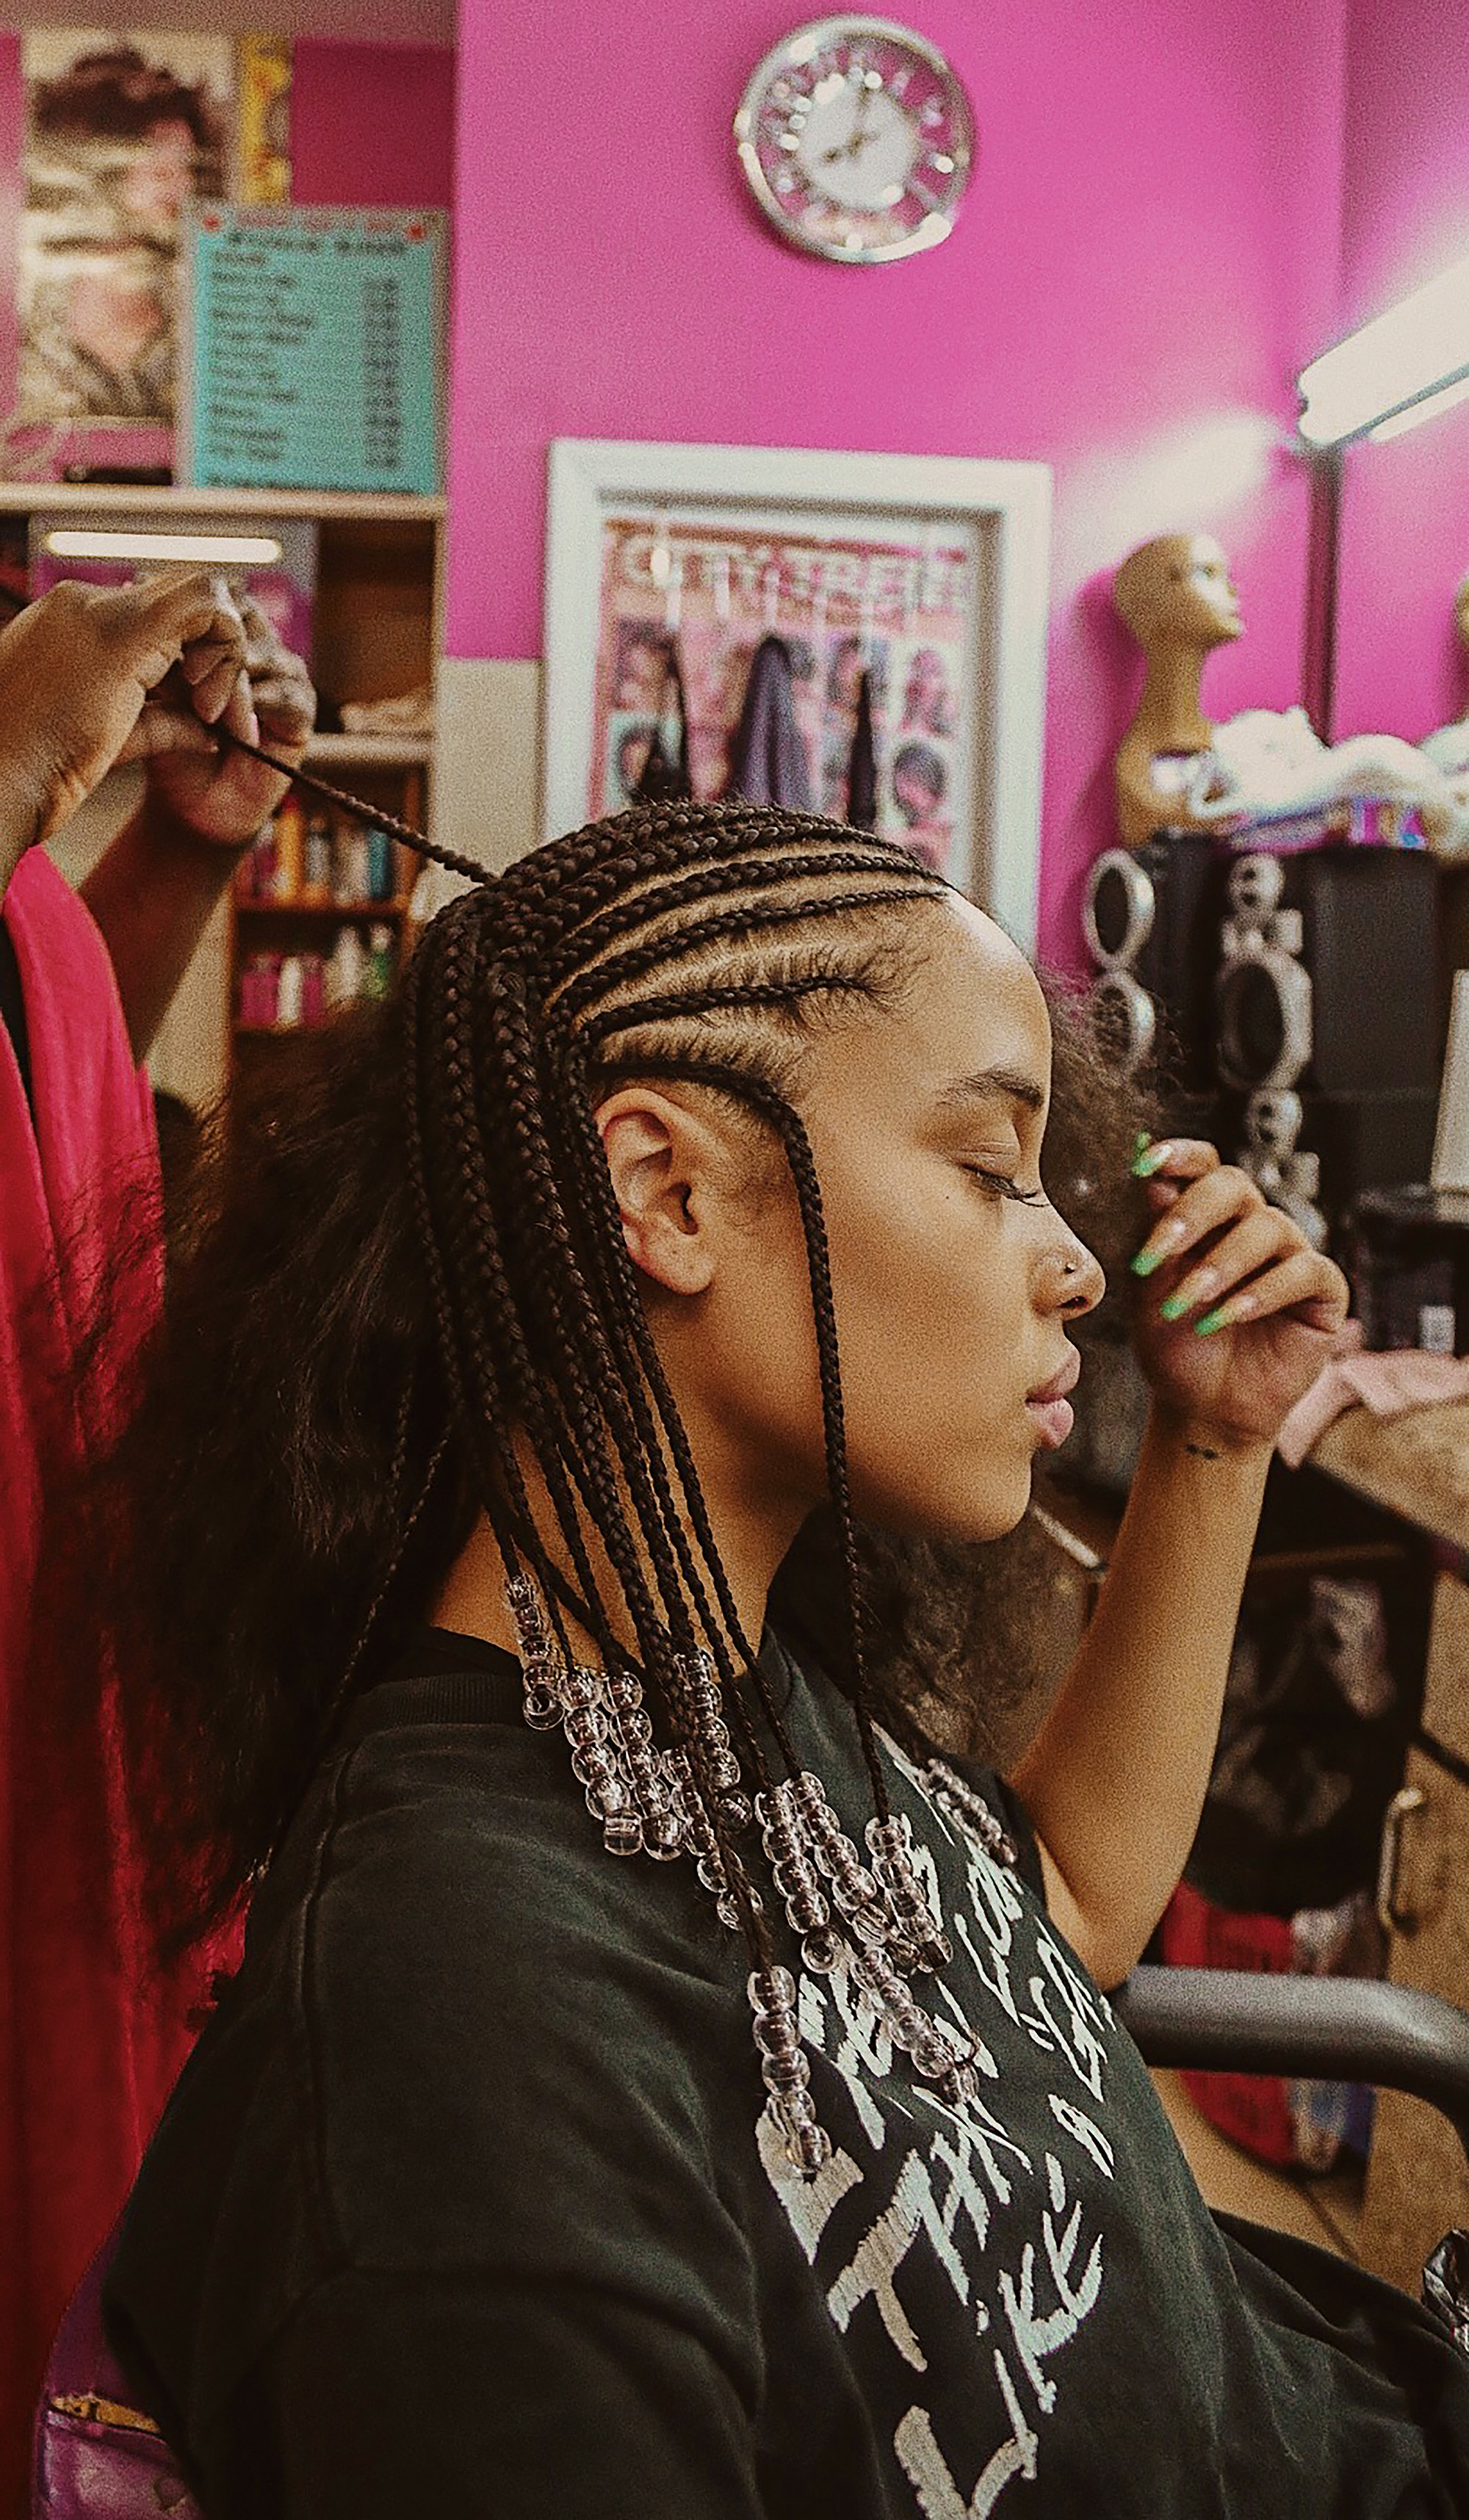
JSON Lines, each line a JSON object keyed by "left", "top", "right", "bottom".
{"left": 863, "top": 1472, "right": 1036, "bottom": 1551}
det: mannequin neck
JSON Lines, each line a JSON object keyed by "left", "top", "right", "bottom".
{"left": 1130, "top": 643, "right": 1216, "bottom": 754}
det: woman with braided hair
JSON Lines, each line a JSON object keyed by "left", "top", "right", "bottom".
{"left": 90, "top": 798, "right": 1469, "bottom": 2515}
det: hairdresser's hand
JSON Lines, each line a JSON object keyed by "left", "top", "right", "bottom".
{"left": 145, "top": 588, "right": 315, "bottom": 850}
{"left": 1127, "top": 1136, "right": 1348, "bottom": 1449}
{"left": 0, "top": 570, "right": 251, "bottom": 859}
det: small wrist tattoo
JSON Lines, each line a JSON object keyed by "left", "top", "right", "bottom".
{"left": 1184, "top": 1439, "right": 1224, "bottom": 1461}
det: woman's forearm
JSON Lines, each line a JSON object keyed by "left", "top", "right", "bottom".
{"left": 81, "top": 798, "right": 245, "bottom": 1061}
{"left": 1008, "top": 1406, "right": 1269, "bottom": 1988}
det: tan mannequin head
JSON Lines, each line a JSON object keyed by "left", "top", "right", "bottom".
{"left": 1456, "top": 570, "right": 1469, "bottom": 657}
{"left": 1113, "top": 533, "right": 1243, "bottom": 657}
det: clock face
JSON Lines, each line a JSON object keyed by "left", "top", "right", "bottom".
{"left": 734, "top": 16, "right": 974, "bottom": 264}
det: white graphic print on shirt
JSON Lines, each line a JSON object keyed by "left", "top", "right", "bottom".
{"left": 759, "top": 1744, "right": 1116, "bottom": 2518}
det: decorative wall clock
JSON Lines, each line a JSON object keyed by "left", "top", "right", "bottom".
{"left": 734, "top": 16, "right": 975, "bottom": 265}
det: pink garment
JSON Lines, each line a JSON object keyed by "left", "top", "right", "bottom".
{"left": 0, "top": 852, "right": 188, "bottom": 2516}
{"left": 1277, "top": 1317, "right": 1469, "bottom": 1467}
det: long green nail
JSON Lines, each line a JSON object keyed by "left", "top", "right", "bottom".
{"left": 1133, "top": 1141, "right": 1171, "bottom": 1179}
{"left": 1130, "top": 1246, "right": 1163, "bottom": 1278}
{"left": 1132, "top": 1130, "right": 1150, "bottom": 1165}
{"left": 1160, "top": 1291, "right": 1191, "bottom": 1321}
{"left": 1195, "top": 1307, "right": 1227, "bottom": 1337}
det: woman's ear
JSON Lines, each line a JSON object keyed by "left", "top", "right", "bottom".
{"left": 596, "top": 1087, "right": 718, "bottom": 1296}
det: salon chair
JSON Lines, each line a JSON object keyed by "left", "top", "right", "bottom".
{"left": 1116, "top": 1964, "right": 1469, "bottom": 2166}
{"left": 33, "top": 1968, "right": 1469, "bottom": 2516}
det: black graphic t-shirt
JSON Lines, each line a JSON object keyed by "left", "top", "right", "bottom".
{"left": 106, "top": 1628, "right": 1469, "bottom": 2517}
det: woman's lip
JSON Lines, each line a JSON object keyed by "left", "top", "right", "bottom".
{"left": 1026, "top": 1395, "right": 1075, "bottom": 1450}
{"left": 1027, "top": 1350, "right": 1081, "bottom": 1406}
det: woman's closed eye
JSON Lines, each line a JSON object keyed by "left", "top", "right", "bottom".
{"left": 963, "top": 1166, "right": 1049, "bottom": 1207}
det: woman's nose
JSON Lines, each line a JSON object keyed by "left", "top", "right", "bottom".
{"left": 1044, "top": 1232, "right": 1105, "bottom": 1318}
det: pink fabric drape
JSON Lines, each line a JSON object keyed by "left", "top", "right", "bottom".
{"left": 0, "top": 851, "right": 190, "bottom": 2516}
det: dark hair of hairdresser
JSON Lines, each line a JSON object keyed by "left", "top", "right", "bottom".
{"left": 81, "top": 798, "right": 1148, "bottom": 1971}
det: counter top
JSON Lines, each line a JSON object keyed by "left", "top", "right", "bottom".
{"left": 1308, "top": 1399, "right": 1469, "bottom": 1553}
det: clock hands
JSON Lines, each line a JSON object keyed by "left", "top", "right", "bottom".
{"left": 821, "top": 84, "right": 881, "bottom": 165}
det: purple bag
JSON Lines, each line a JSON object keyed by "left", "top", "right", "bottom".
{"left": 31, "top": 2229, "right": 200, "bottom": 2519}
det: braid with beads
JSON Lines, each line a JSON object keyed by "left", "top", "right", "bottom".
{"left": 360, "top": 798, "right": 946, "bottom": 1994}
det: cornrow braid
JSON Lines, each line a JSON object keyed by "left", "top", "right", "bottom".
{"left": 390, "top": 800, "right": 952, "bottom": 2044}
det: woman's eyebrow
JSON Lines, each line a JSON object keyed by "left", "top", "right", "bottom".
{"left": 936, "top": 1066, "right": 1047, "bottom": 1117}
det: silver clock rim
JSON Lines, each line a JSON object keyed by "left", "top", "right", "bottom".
{"left": 733, "top": 13, "right": 975, "bottom": 266}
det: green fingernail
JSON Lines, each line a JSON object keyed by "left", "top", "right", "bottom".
{"left": 1133, "top": 1142, "right": 1170, "bottom": 1179}
{"left": 1159, "top": 1292, "right": 1191, "bottom": 1321}
{"left": 1132, "top": 1130, "right": 1150, "bottom": 1165}
{"left": 1130, "top": 1246, "right": 1163, "bottom": 1278}
{"left": 1195, "top": 1307, "right": 1227, "bottom": 1337}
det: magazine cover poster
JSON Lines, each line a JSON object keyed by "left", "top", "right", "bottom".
{"left": 588, "top": 517, "right": 975, "bottom": 883}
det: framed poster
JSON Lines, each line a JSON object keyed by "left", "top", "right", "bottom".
{"left": 18, "top": 29, "right": 234, "bottom": 425}
{"left": 178, "top": 205, "right": 445, "bottom": 494}
{"left": 543, "top": 440, "right": 1052, "bottom": 945}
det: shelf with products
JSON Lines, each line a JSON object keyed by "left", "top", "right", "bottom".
{"left": 229, "top": 773, "right": 427, "bottom": 1055}
{"left": 222, "top": 508, "right": 439, "bottom": 1081}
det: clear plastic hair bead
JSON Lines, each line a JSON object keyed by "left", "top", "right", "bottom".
{"left": 761, "top": 2048, "right": 812, "bottom": 2095}
{"left": 748, "top": 1965, "right": 796, "bottom": 2011}
{"left": 752, "top": 2007, "right": 801, "bottom": 2059}
{"left": 505, "top": 1571, "right": 985, "bottom": 2173}
{"left": 766, "top": 2093, "right": 832, "bottom": 2176}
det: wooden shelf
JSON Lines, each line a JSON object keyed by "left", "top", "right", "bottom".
{"left": 305, "top": 732, "right": 433, "bottom": 767}
{"left": 0, "top": 480, "right": 445, "bottom": 523}
{"left": 236, "top": 898, "right": 408, "bottom": 919}
{"left": 1308, "top": 1399, "right": 1469, "bottom": 1553}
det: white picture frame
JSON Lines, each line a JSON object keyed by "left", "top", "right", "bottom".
{"left": 542, "top": 437, "right": 1052, "bottom": 947}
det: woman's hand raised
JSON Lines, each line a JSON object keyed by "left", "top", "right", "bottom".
{"left": 1127, "top": 1136, "right": 1348, "bottom": 1451}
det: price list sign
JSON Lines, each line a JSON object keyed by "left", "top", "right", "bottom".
{"left": 181, "top": 206, "right": 444, "bottom": 494}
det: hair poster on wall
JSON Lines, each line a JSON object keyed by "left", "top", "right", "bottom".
{"left": 588, "top": 516, "right": 977, "bottom": 881}
{"left": 587, "top": 516, "right": 978, "bottom": 881}
{"left": 18, "top": 29, "right": 234, "bottom": 424}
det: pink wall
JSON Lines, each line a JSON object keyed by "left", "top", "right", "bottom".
{"left": 444, "top": 0, "right": 1347, "bottom": 964}
{"left": 290, "top": 40, "right": 455, "bottom": 214}
{"left": 1332, "top": 0, "right": 1469, "bottom": 743}
{"left": 0, "top": 35, "right": 454, "bottom": 422}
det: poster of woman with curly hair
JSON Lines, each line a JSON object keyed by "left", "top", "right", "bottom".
{"left": 19, "top": 31, "right": 233, "bottom": 422}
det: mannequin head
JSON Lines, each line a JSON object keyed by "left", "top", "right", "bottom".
{"left": 1455, "top": 570, "right": 1469, "bottom": 659}
{"left": 1114, "top": 533, "right": 1244, "bottom": 657}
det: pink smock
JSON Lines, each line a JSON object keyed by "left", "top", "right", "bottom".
{"left": 0, "top": 850, "right": 190, "bottom": 2511}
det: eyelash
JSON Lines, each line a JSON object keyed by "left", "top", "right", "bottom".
{"left": 964, "top": 1166, "right": 1050, "bottom": 1208}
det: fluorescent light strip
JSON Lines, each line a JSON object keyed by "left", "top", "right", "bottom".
{"left": 1368, "top": 371, "right": 1469, "bottom": 444}
{"left": 44, "top": 530, "right": 284, "bottom": 565}
{"left": 1297, "top": 246, "right": 1469, "bottom": 447}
